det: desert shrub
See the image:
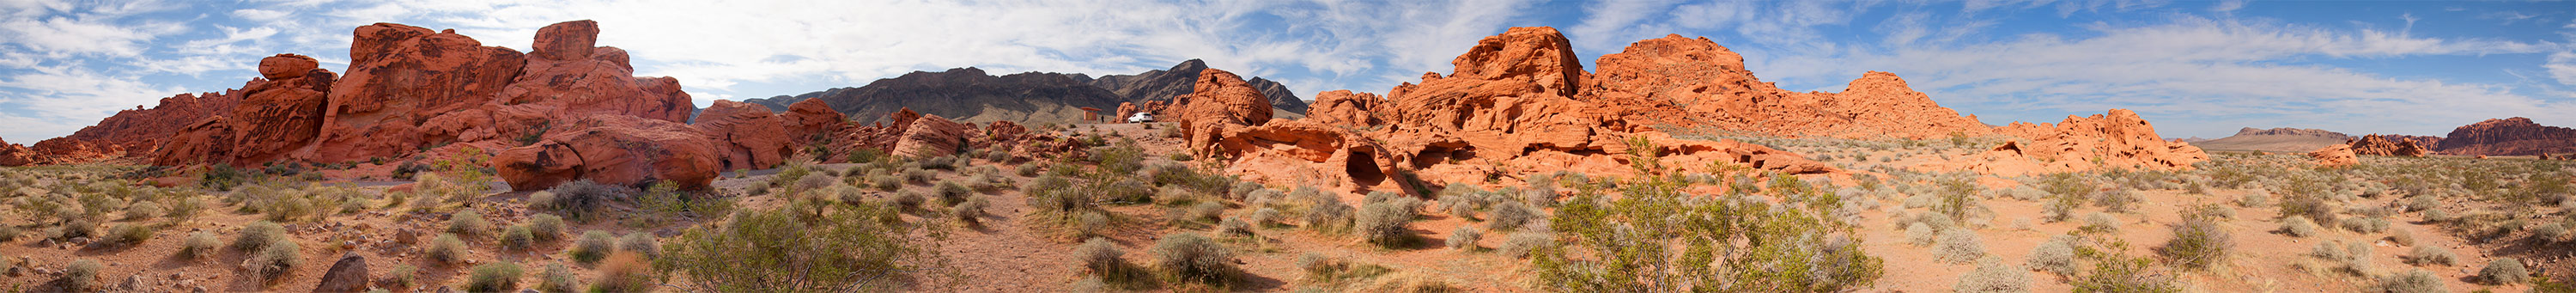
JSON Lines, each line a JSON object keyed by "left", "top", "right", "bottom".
{"left": 2422, "top": 209, "right": 2454, "bottom": 223}
{"left": 1532, "top": 176, "right": 1883, "bottom": 292}
{"left": 2028, "top": 237, "right": 2077, "bottom": 276}
{"left": 2378, "top": 268, "right": 2444, "bottom": 293}
{"left": 659, "top": 206, "right": 927, "bottom": 292}
{"left": 125, "top": 201, "right": 161, "bottom": 220}
{"left": 100, "top": 223, "right": 153, "bottom": 247}
{"left": 526, "top": 214, "right": 564, "bottom": 241}
{"left": 1216, "top": 217, "right": 1255, "bottom": 237}
{"left": 2158, "top": 217, "right": 2231, "bottom": 269}
{"left": 1305, "top": 197, "right": 1356, "bottom": 233}
{"left": 243, "top": 238, "right": 301, "bottom": 281}
{"left": 1230, "top": 182, "right": 1262, "bottom": 201}
{"left": 868, "top": 175, "right": 901, "bottom": 191}
{"left": 2280, "top": 216, "right": 2321, "bottom": 237}
{"left": 893, "top": 191, "right": 927, "bottom": 211}
{"left": 1486, "top": 201, "right": 1537, "bottom": 231}
{"left": 1151, "top": 233, "right": 1236, "bottom": 284}
{"left": 2067, "top": 234, "right": 2182, "bottom": 292}
{"left": 1078, "top": 211, "right": 1113, "bottom": 238}
{"left": 571, "top": 230, "right": 615, "bottom": 265}
{"left": 63, "top": 259, "right": 100, "bottom": 290}
{"left": 2406, "top": 245, "right": 2456, "bottom": 266}
{"left": 234, "top": 221, "right": 285, "bottom": 252}
{"left": 1935, "top": 229, "right": 1986, "bottom": 264}
{"left": 2536, "top": 223, "right": 2571, "bottom": 241}
{"left": 502, "top": 224, "right": 536, "bottom": 251}
{"left": 1188, "top": 201, "right": 1225, "bottom": 223}
{"left": 935, "top": 180, "right": 970, "bottom": 205}
{"left": 1075, "top": 237, "right": 1130, "bottom": 275}
{"left": 2238, "top": 192, "right": 2269, "bottom": 207}
{"left": 542, "top": 180, "right": 628, "bottom": 220}
{"left": 2081, "top": 212, "right": 2121, "bottom": 232}
{"left": 952, "top": 197, "right": 987, "bottom": 227}
{"left": 1447, "top": 226, "right": 1483, "bottom": 250}
{"left": 428, "top": 233, "right": 469, "bottom": 264}
{"left": 1355, "top": 202, "right": 1416, "bottom": 247}
{"left": 449, "top": 209, "right": 489, "bottom": 237}
{"left": 180, "top": 231, "right": 219, "bottom": 259}
{"left": 902, "top": 168, "right": 933, "bottom": 184}
{"left": 2391, "top": 228, "right": 2417, "bottom": 246}
{"left": 386, "top": 264, "right": 419, "bottom": 288}
{"left": 617, "top": 232, "right": 658, "bottom": 258}
{"left": 1249, "top": 208, "right": 1280, "bottom": 227}
{"left": 1953, "top": 261, "right": 2033, "bottom": 293}
{"left": 592, "top": 252, "right": 653, "bottom": 292}
{"left": 466, "top": 262, "right": 525, "bottom": 291}
{"left": 2482, "top": 258, "right": 2529, "bottom": 284}
{"left": 1500, "top": 231, "right": 1553, "bottom": 259}
{"left": 2094, "top": 188, "right": 2141, "bottom": 212}
{"left": 1101, "top": 178, "right": 1155, "bottom": 204}
{"left": 1905, "top": 223, "right": 1935, "bottom": 246}
{"left": 538, "top": 262, "right": 579, "bottom": 292}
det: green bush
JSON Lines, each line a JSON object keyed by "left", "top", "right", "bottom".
{"left": 1934, "top": 229, "right": 1986, "bottom": 264}
{"left": 538, "top": 262, "right": 579, "bottom": 293}
{"left": 428, "top": 233, "right": 469, "bottom": 264}
{"left": 242, "top": 238, "right": 301, "bottom": 281}
{"left": 1447, "top": 226, "right": 1482, "bottom": 250}
{"left": 527, "top": 214, "right": 564, "bottom": 241}
{"left": 1953, "top": 261, "right": 2033, "bottom": 293}
{"left": 502, "top": 224, "right": 536, "bottom": 252}
{"left": 449, "top": 209, "right": 489, "bottom": 237}
{"left": 234, "top": 221, "right": 284, "bottom": 252}
{"left": 571, "top": 230, "right": 615, "bottom": 265}
{"left": 1355, "top": 202, "right": 1416, "bottom": 247}
{"left": 659, "top": 206, "right": 927, "bottom": 291}
{"left": 1151, "top": 233, "right": 1236, "bottom": 284}
{"left": 466, "top": 262, "right": 525, "bottom": 292}
{"left": 2482, "top": 258, "right": 2528, "bottom": 284}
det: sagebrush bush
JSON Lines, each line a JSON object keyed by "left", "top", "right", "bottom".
{"left": 125, "top": 201, "right": 161, "bottom": 220}
{"left": 528, "top": 214, "right": 565, "bottom": 241}
{"left": 2281, "top": 216, "right": 2321, "bottom": 237}
{"left": 1249, "top": 208, "right": 1280, "bottom": 227}
{"left": 2391, "top": 228, "right": 2417, "bottom": 246}
{"left": 659, "top": 206, "right": 921, "bottom": 291}
{"left": 1500, "top": 231, "right": 1552, "bottom": 259}
{"left": 103, "top": 223, "right": 152, "bottom": 247}
{"left": 2159, "top": 217, "right": 2232, "bottom": 269}
{"left": 1355, "top": 202, "right": 1416, "bottom": 247}
{"left": 1486, "top": 201, "right": 1537, "bottom": 231}
{"left": 1075, "top": 237, "right": 1128, "bottom": 275}
{"left": 894, "top": 191, "right": 927, "bottom": 211}
{"left": 2481, "top": 258, "right": 2528, "bottom": 284}
{"left": 953, "top": 197, "right": 988, "bottom": 227}
{"left": 2378, "top": 268, "right": 2444, "bottom": 293}
{"left": 1447, "top": 226, "right": 1482, "bottom": 250}
{"left": 234, "top": 221, "right": 285, "bottom": 252}
{"left": 2081, "top": 212, "right": 2121, "bottom": 232}
{"left": 1904, "top": 223, "right": 1935, "bottom": 247}
{"left": 467, "top": 262, "right": 525, "bottom": 291}
{"left": 243, "top": 238, "right": 301, "bottom": 281}
{"left": 935, "top": 180, "right": 971, "bottom": 205}
{"left": 449, "top": 210, "right": 489, "bottom": 237}
{"left": 429, "top": 233, "right": 469, "bottom": 264}
{"left": 2027, "top": 237, "right": 2076, "bottom": 276}
{"left": 2407, "top": 245, "right": 2456, "bottom": 266}
{"left": 539, "top": 262, "right": 579, "bottom": 293}
{"left": 903, "top": 168, "right": 933, "bottom": 184}
{"left": 571, "top": 230, "right": 615, "bottom": 265}
{"left": 63, "top": 259, "right": 100, "bottom": 290}
{"left": 501, "top": 224, "right": 536, "bottom": 251}
{"left": 180, "top": 231, "right": 219, "bottom": 259}
{"left": 542, "top": 180, "right": 627, "bottom": 219}
{"left": 1152, "top": 233, "right": 1236, "bottom": 284}
{"left": 1934, "top": 229, "right": 1985, "bottom": 264}
{"left": 1216, "top": 217, "right": 1254, "bottom": 237}
{"left": 1953, "top": 261, "right": 2033, "bottom": 293}
{"left": 1188, "top": 201, "right": 1225, "bottom": 223}
{"left": 386, "top": 264, "right": 419, "bottom": 288}
{"left": 1305, "top": 198, "right": 1355, "bottom": 233}
{"left": 618, "top": 232, "right": 658, "bottom": 258}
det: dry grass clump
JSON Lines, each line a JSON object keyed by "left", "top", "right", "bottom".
{"left": 2481, "top": 258, "right": 2528, "bottom": 284}
{"left": 2405, "top": 245, "right": 2456, "bottom": 266}
{"left": 1152, "top": 233, "right": 1237, "bottom": 284}
{"left": 2280, "top": 216, "right": 2321, "bottom": 237}
{"left": 2157, "top": 216, "right": 2231, "bottom": 270}
{"left": 592, "top": 252, "right": 654, "bottom": 292}
{"left": 428, "top": 233, "right": 470, "bottom": 265}
{"left": 1446, "top": 226, "right": 1483, "bottom": 250}
{"left": 62, "top": 259, "right": 100, "bottom": 290}
{"left": 2377, "top": 268, "right": 2444, "bottom": 293}
{"left": 1355, "top": 202, "right": 1417, "bottom": 247}
{"left": 570, "top": 230, "right": 615, "bottom": 265}
{"left": 242, "top": 238, "right": 301, "bottom": 282}
{"left": 501, "top": 224, "right": 537, "bottom": 252}
{"left": 233, "top": 221, "right": 285, "bottom": 252}
{"left": 466, "top": 262, "right": 525, "bottom": 291}
{"left": 1953, "top": 260, "right": 2033, "bottom": 293}
{"left": 179, "top": 231, "right": 219, "bottom": 259}
{"left": 449, "top": 209, "right": 489, "bottom": 237}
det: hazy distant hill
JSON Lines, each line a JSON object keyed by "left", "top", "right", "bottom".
{"left": 744, "top": 59, "right": 1309, "bottom": 125}
{"left": 2193, "top": 127, "right": 2352, "bottom": 152}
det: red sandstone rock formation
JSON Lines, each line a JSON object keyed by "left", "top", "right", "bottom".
{"left": 1302, "top": 90, "right": 1386, "bottom": 128}
{"left": 0, "top": 138, "right": 31, "bottom": 166}
{"left": 890, "top": 114, "right": 974, "bottom": 157}
{"left": 2348, "top": 134, "right": 2427, "bottom": 157}
{"left": 694, "top": 101, "right": 792, "bottom": 171}
{"left": 2435, "top": 117, "right": 2576, "bottom": 156}
{"left": 2310, "top": 143, "right": 2358, "bottom": 168}
{"left": 778, "top": 98, "right": 846, "bottom": 143}
{"left": 310, "top": 22, "right": 529, "bottom": 163}
{"left": 1589, "top": 34, "right": 1992, "bottom": 139}
{"left": 1173, "top": 69, "right": 1275, "bottom": 156}
{"left": 227, "top": 54, "right": 337, "bottom": 163}
{"left": 1985, "top": 109, "right": 2207, "bottom": 173}
{"left": 494, "top": 114, "right": 720, "bottom": 191}
{"left": 27, "top": 89, "right": 244, "bottom": 164}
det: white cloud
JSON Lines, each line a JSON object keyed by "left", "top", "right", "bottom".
{"left": 0, "top": 16, "right": 175, "bottom": 57}
{"left": 0, "top": 64, "right": 187, "bottom": 126}
{"left": 2546, "top": 52, "right": 2576, "bottom": 87}
{"left": 2209, "top": 0, "right": 2245, "bottom": 13}
{"left": 232, "top": 9, "right": 290, "bottom": 21}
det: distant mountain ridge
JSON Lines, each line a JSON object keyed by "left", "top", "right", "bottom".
{"left": 2193, "top": 127, "right": 2353, "bottom": 152}
{"left": 742, "top": 59, "right": 1309, "bottom": 125}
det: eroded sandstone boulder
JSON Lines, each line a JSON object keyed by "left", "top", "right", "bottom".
{"left": 495, "top": 114, "right": 720, "bottom": 191}
{"left": 2436, "top": 117, "right": 2576, "bottom": 156}
{"left": 890, "top": 114, "right": 973, "bottom": 158}
{"left": 778, "top": 98, "right": 846, "bottom": 143}
{"left": 1303, "top": 90, "right": 1385, "bottom": 128}
{"left": 1173, "top": 68, "right": 1274, "bottom": 156}
{"left": 693, "top": 100, "right": 791, "bottom": 171}
{"left": 2310, "top": 143, "right": 2358, "bottom": 168}
{"left": 2348, "top": 134, "right": 2428, "bottom": 157}
{"left": 1990, "top": 109, "right": 2208, "bottom": 172}
{"left": 227, "top": 54, "right": 337, "bottom": 163}
{"left": 312, "top": 22, "right": 528, "bottom": 163}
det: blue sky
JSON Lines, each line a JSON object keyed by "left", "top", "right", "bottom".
{"left": 3, "top": 0, "right": 2572, "bottom": 142}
